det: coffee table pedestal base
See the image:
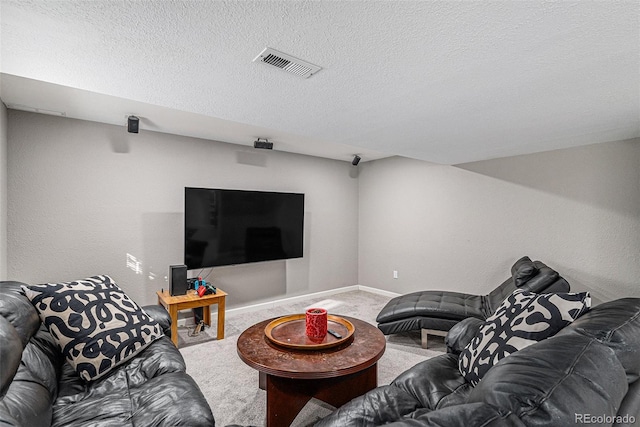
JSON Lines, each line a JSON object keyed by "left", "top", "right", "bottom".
{"left": 260, "top": 364, "right": 378, "bottom": 427}
{"left": 237, "top": 316, "right": 386, "bottom": 427}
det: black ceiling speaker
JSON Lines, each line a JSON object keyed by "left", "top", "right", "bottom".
{"left": 352, "top": 155, "right": 361, "bottom": 166}
{"left": 127, "top": 116, "right": 139, "bottom": 133}
{"left": 254, "top": 138, "right": 273, "bottom": 150}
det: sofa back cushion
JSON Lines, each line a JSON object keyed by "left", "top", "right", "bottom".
{"left": 459, "top": 289, "right": 590, "bottom": 386}
{"left": 468, "top": 334, "right": 628, "bottom": 426}
{"left": 556, "top": 297, "right": 640, "bottom": 382}
{"left": 23, "top": 275, "right": 163, "bottom": 382}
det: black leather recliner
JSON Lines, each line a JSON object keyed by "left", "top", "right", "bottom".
{"left": 316, "top": 297, "right": 640, "bottom": 427}
{"left": 0, "top": 281, "right": 215, "bottom": 427}
{"left": 376, "top": 256, "right": 570, "bottom": 347}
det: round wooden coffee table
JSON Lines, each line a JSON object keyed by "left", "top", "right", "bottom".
{"left": 237, "top": 315, "right": 386, "bottom": 427}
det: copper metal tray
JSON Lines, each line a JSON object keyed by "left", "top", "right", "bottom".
{"left": 264, "top": 314, "right": 355, "bottom": 350}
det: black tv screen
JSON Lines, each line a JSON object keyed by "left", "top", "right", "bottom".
{"left": 184, "top": 188, "right": 304, "bottom": 269}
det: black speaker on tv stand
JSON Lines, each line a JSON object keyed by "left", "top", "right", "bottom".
{"left": 169, "top": 265, "right": 188, "bottom": 296}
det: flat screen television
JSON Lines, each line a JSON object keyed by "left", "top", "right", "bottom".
{"left": 184, "top": 187, "right": 304, "bottom": 269}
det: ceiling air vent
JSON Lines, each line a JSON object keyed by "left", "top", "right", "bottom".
{"left": 253, "top": 47, "right": 321, "bottom": 79}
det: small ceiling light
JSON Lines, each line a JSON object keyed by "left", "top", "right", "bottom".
{"left": 127, "top": 115, "right": 139, "bottom": 133}
{"left": 352, "top": 155, "right": 361, "bottom": 166}
{"left": 254, "top": 138, "right": 273, "bottom": 150}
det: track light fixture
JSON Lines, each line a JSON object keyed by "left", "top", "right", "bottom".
{"left": 352, "top": 155, "right": 361, "bottom": 166}
{"left": 127, "top": 115, "right": 139, "bottom": 133}
{"left": 254, "top": 138, "right": 273, "bottom": 150}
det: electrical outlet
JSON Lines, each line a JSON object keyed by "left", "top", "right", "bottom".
{"left": 393, "top": 270, "right": 398, "bottom": 279}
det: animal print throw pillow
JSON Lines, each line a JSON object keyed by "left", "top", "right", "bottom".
{"left": 22, "top": 275, "right": 163, "bottom": 381}
{"left": 458, "top": 288, "right": 590, "bottom": 386}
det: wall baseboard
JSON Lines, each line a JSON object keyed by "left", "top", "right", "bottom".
{"left": 176, "top": 284, "right": 399, "bottom": 327}
{"left": 356, "top": 285, "right": 401, "bottom": 299}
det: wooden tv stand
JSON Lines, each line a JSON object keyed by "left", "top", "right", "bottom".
{"left": 156, "top": 288, "right": 226, "bottom": 347}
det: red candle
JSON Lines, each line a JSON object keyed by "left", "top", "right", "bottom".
{"left": 305, "top": 308, "right": 328, "bottom": 340}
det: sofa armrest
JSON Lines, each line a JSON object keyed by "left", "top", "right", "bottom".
{"left": 445, "top": 317, "right": 484, "bottom": 354}
{"left": 143, "top": 305, "right": 172, "bottom": 337}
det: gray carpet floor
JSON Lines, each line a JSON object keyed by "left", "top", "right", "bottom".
{"left": 178, "top": 290, "right": 445, "bottom": 427}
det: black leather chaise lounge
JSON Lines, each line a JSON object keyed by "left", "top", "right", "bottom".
{"left": 376, "top": 256, "right": 570, "bottom": 347}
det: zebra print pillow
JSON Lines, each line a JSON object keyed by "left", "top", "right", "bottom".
{"left": 458, "top": 289, "right": 590, "bottom": 386}
{"left": 22, "top": 275, "right": 163, "bottom": 381}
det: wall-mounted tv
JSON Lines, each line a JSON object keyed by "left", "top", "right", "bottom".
{"left": 184, "top": 187, "right": 304, "bottom": 269}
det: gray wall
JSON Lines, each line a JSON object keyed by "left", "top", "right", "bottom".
{"left": 358, "top": 139, "right": 640, "bottom": 304}
{"left": 7, "top": 111, "right": 359, "bottom": 307}
{"left": 0, "top": 102, "right": 6, "bottom": 280}
{"left": 7, "top": 109, "right": 639, "bottom": 308}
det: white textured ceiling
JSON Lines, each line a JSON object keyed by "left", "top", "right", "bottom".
{"left": 1, "top": 0, "right": 638, "bottom": 164}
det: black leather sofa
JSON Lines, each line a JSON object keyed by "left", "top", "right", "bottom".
{"left": 316, "top": 296, "right": 640, "bottom": 427}
{"left": 0, "top": 281, "right": 215, "bottom": 427}
{"left": 376, "top": 257, "right": 570, "bottom": 347}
